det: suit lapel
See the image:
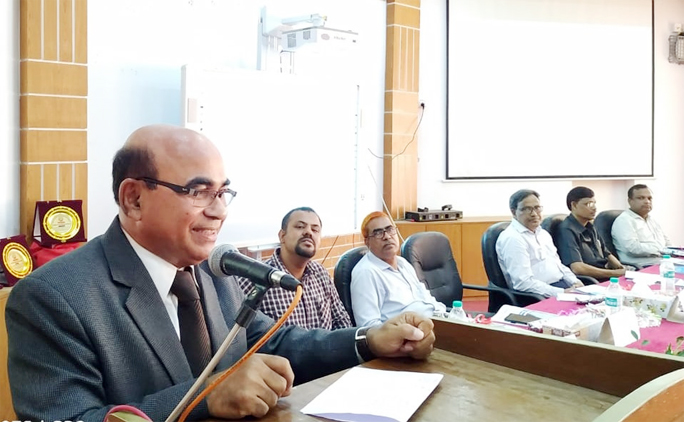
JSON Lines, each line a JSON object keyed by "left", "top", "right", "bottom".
{"left": 102, "top": 218, "right": 192, "bottom": 383}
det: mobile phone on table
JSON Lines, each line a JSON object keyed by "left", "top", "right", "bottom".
{"left": 504, "top": 313, "right": 541, "bottom": 325}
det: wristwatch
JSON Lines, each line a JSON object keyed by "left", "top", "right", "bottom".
{"left": 355, "top": 326, "right": 376, "bottom": 362}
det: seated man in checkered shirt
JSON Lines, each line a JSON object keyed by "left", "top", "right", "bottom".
{"left": 238, "top": 207, "right": 353, "bottom": 330}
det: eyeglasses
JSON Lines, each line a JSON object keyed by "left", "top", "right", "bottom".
{"left": 137, "top": 177, "right": 237, "bottom": 208}
{"left": 518, "top": 205, "right": 543, "bottom": 215}
{"left": 369, "top": 225, "right": 397, "bottom": 239}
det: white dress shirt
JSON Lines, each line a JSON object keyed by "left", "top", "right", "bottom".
{"left": 123, "top": 229, "right": 184, "bottom": 338}
{"left": 496, "top": 219, "right": 580, "bottom": 297}
{"left": 350, "top": 251, "right": 446, "bottom": 328}
{"left": 611, "top": 209, "right": 671, "bottom": 267}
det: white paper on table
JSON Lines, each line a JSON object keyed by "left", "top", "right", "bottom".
{"left": 625, "top": 271, "right": 661, "bottom": 285}
{"left": 557, "top": 293, "right": 591, "bottom": 302}
{"left": 300, "top": 367, "right": 443, "bottom": 422}
{"left": 576, "top": 284, "right": 607, "bottom": 294}
{"left": 625, "top": 271, "right": 684, "bottom": 287}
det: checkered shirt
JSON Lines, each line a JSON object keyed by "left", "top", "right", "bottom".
{"left": 237, "top": 248, "right": 353, "bottom": 330}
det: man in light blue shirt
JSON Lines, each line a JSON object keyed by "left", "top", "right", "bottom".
{"left": 496, "top": 189, "right": 583, "bottom": 297}
{"left": 351, "top": 212, "right": 446, "bottom": 327}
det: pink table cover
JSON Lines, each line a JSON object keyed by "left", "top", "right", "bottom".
{"left": 526, "top": 265, "right": 684, "bottom": 354}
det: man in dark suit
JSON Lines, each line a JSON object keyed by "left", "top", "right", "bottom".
{"left": 6, "top": 125, "right": 435, "bottom": 421}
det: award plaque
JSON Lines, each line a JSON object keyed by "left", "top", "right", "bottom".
{"left": 33, "top": 200, "right": 87, "bottom": 246}
{"left": 0, "top": 235, "right": 34, "bottom": 286}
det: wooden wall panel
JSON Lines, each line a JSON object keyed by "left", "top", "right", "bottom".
{"left": 20, "top": 0, "right": 42, "bottom": 59}
{"left": 20, "top": 165, "right": 42, "bottom": 236}
{"left": 20, "top": 130, "right": 87, "bottom": 162}
{"left": 20, "top": 0, "right": 88, "bottom": 240}
{"left": 20, "top": 96, "right": 87, "bottom": 129}
{"left": 384, "top": 0, "right": 421, "bottom": 219}
{"left": 74, "top": 163, "right": 87, "bottom": 200}
{"left": 385, "top": 26, "right": 401, "bottom": 91}
{"left": 74, "top": 162, "right": 88, "bottom": 237}
{"left": 411, "top": 30, "right": 420, "bottom": 90}
{"left": 59, "top": 163, "right": 74, "bottom": 200}
{"left": 59, "top": 0, "right": 73, "bottom": 62}
{"left": 387, "top": 3, "right": 421, "bottom": 28}
{"left": 21, "top": 61, "right": 87, "bottom": 95}
{"left": 43, "top": 164, "right": 58, "bottom": 201}
{"left": 74, "top": 0, "right": 87, "bottom": 63}
{"left": 388, "top": 0, "right": 421, "bottom": 10}
{"left": 385, "top": 91, "right": 419, "bottom": 114}
{"left": 43, "top": 0, "right": 58, "bottom": 61}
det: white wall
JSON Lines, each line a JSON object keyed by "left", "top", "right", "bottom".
{"left": 418, "top": 0, "right": 684, "bottom": 244}
{"left": 87, "top": 0, "right": 386, "bottom": 240}
{"left": 0, "top": 0, "right": 20, "bottom": 238}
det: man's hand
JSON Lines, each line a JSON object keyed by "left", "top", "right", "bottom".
{"left": 366, "top": 312, "right": 435, "bottom": 360}
{"left": 564, "top": 280, "right": 585, "bottom": 292}
{"left": 206, "top": 354, "right": 294, "bottom": 419}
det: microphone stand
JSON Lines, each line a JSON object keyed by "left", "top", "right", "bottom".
{"left": 166, "top": 285, "right": 269, "bottom": 422}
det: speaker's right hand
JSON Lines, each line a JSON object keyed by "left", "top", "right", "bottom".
{"left": 206, "top": 353, "right": 294, "bottom": 419}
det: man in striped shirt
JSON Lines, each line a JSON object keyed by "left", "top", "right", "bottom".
{"left": 238, "top": 207, "right": 352, "bottom": 330}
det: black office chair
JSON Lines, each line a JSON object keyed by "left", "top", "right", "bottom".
{"left": 401, "top": 231, "right": 496, "bottom": 312}
{"left": 541, "top": 213, "right": 567, "bottom": 246}
{"left": 594, "top": 210, "right": 623, "bottom": 258}
{"left": 593, "top": 209, "right": 644, "bottom": 270}
{"left": 542, "top": 214, "right": 599, "bottom": 286}
{"left": 481, "top": 222, "right": 545, "bottom": 312}
{"left": 333, "top": 246, "right": 368, "bottom": 326}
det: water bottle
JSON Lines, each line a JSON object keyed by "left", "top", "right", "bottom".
{"left": 660, "top": 255, "right": 676, "bottom": 295}
{"left": 448, "top": 300, "right": 469, "bottom": 322}
{"left": 604, "top": 277, "right": 622, "bottom": 314}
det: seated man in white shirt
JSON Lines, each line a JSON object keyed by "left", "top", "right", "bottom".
{"left": 350, "top": 211, "right": 447, "bottom": 327}
{"left": 611, "top": 184, "right": 671, "bottom": 267}
{"left": 496, "top": 189, "right": 583, "bottom": 298}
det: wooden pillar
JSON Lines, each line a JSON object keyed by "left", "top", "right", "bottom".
{"left": 384, "top": 0, "right": 421, "bottom": 221}
{"left": 19, "top": 0, "right": 88, "bottom": 239}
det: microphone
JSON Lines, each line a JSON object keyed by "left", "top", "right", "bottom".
{"left": 208, "top": 244, "right": 301, "bottom": 292}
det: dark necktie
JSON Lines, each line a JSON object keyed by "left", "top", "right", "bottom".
{"left": 171, "top": 268, "right": 212, "bottom": 377}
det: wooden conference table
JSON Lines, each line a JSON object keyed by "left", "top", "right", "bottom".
{"left": 253, "top": 320, "right": 684, "bottom": 422}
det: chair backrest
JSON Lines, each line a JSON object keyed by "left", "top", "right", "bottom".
{"left": 594, "top": 210, "right": 623, "bottom": 257}
{"left": 541, "top": 213, "right": 567, "bottom": 246}
{"left": 333, "top": 246, "right": 368, "bottom": 326}
{"left": 481, "top": 222, "right": 510, "bottom": 289}
{"left": 481, "top": 222, "right": 513, "bottom": 312}
{"left": 400, "top": 231, "right": 463, "bottom": 307}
